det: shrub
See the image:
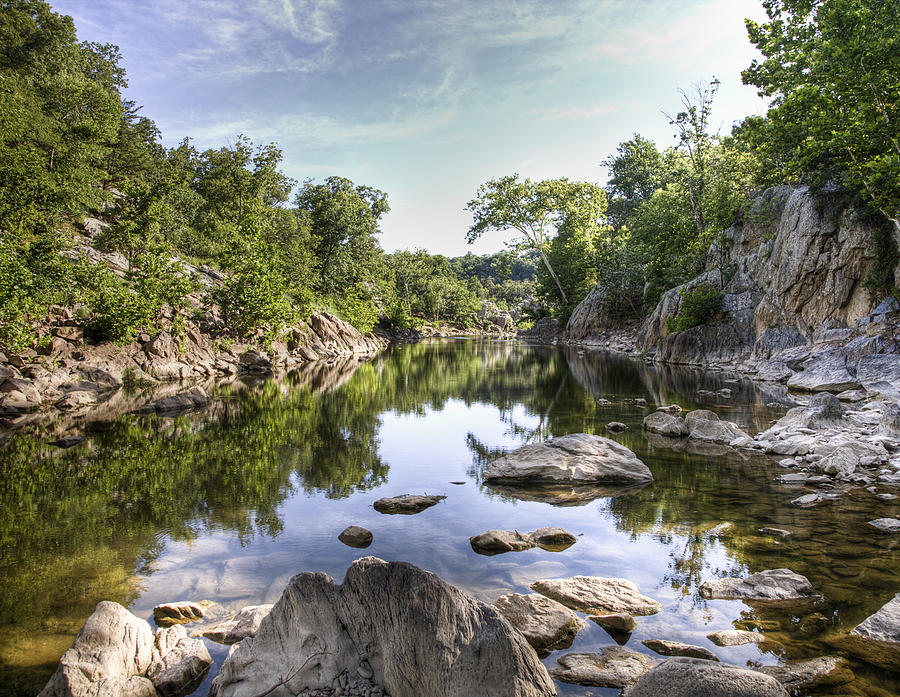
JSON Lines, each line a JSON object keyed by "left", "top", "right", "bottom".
{"left": 666, "top": 283, "right": 723, "bottom": 332}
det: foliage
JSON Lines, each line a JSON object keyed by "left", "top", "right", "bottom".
{"left": 666, "top": 283, "right": 724, "bottom": 333}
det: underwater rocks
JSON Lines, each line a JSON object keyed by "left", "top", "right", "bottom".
{"left": 551, "top": 647, "right": 655, "bottom": 688}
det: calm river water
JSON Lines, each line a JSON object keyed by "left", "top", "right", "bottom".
{"left": 0, "top": 340, "right": 897, "bottom": 696}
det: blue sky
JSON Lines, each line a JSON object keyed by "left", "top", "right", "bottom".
{"left": 55, "top": 0, "right": 769, "bottom": 256}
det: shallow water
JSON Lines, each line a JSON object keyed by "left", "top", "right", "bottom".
{"left": 0, "top": 340, "right": 897, "bottom": 696}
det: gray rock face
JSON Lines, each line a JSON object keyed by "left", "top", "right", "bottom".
{"left": 372, "top": 494, "right": 446, "bottom": 514}
{"left": 530, "top": 576, "right": 662, "bottom": 616}
{"left": 469, "top": 527, "right": 576, "bottom": 555}
{"left": 483, "top": 433, "right": 653, "bottom": 486}
{"left": 493, "top": 593, "right": 585, "bottom": 654}
{"left": 199, "top": 604, "right": 273, "bottom": 645}
{"left": 642, "top": 411, "right": 689, "bottom": 437}
{"left": 641, "top": 639, "right": 718, "bottom": 661}
{"left": 551, "top": 647, "right": 656, "bottom": 688}
{"left": 39, "top": 601, "right": 211, "bottom": 697}
{"left": 756, "top": 656, "right": 854, "bottom": 692}
{"left": 210, "top": 557, "right": 556, "bottom": 697}
{"left": 624, "top": 657, "right": 790, "bottom": 697}
{"left": 699, "top": 568, "right": 818, "bottom": 602}
{"left": 837, "top": 593, "right": 900, "bottom": 671}
{"left": 787, "top": 354, "right": 861, "bottom": 392}
{"left": 857, "top": 353, "right": 900, "bottom": 394}
{"left": 868, "top": 518, "right": 900, "bottom": 533}
{"left": 338, "top": 525, "right": 373, "bottom": 547}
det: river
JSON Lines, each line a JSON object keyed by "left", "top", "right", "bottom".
{"left": 0, "top": 339, "right": 897, "bottom": 696}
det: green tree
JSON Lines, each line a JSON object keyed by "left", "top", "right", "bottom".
{"left": 743, "top": 0, "right": 900, "bottom": 232}
{"left": 603, "top": 134, "right": 668, "bottom": 230}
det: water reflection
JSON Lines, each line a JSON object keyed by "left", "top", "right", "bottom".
{"left": 0, "top": 340, "right": 896, "bottom": 696}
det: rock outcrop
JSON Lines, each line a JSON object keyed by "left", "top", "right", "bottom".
{"left": 210, "top": 557, "right": 556, "bottom": 697}
{"left": 833, "top": 593, "right": 900, "bottom": 671}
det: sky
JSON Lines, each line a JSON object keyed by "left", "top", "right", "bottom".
{"left": 53, "top": 0, "right": 771, "bottom": 257}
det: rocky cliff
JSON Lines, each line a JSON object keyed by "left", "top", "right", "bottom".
{"left": 564, "top": 185, "right": 900, "bottom": 386}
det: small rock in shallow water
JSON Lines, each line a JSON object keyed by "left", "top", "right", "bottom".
{"left": 706, "top": 629, "right": 767, "bottom": 646}
{"left": 339, "top": 525, "right": 374, "bottom": 547}
{"left": 493, "top": 593, "right": 585, "bottom": 654}
{"left": 551, "top": 646, "right": 655, "bottom": 688}
{"left": 372, "top": 494, "right": 445, "bottom": 514}
{"left": 606, "top": 421, "right": 627, "bottom": 432}
{"left": 868, "top": 517, "right": 900, "bottom": 533}
{"left": 641, "top": 639, "right": 719, "bottom": 661}
{"left": 627, "top": 657, "right": 789, "bottom": 697}
{"left": 530, "top": 575, "right": 661, "bottom": 616}
{"left": 755, "top": 656, "right": 854, "bottom": 692}
{"left": 154, "top": 601, "right": 207, "bottom": 627}
{"left": 699, "top": 568, "right": 818, "bottom": 602}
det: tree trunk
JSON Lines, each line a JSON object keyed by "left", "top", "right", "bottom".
{"left": 537, "top": 247, "right": 567, "bottom": 305}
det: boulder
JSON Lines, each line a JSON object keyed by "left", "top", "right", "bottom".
{"left": 868, "top": 518, "right": 900, "bottom": 533}
{"left": 146, "top": 625, "right": 212, "bottom": 697}
{"left": 373, "top": 494, "right": 446, "bottom": 514}
{"left": 756, "top": 656, "right": 854, "bottom": 692}
{"left": 483, "top": 433, "right": 653, "bottom": 486}
{"left": 530, "top": 575, "right": 661, "bottom": 616}
{"left": 684, "top": 410, "right": 749, "bottom": 444}
{"left": 606, "top": 421, "right": 627, "bottom": 432}
{"left": 787, "top": 354, "right": 860, "bottom": 392}
{"left": 469, "top": 527, "right": 576, "bottom": 556}
{"left": 856, "top": 354, "right": 900, "bottom": 393}
{"left": 706, "top": 630, "right": 767, "bottom": 647}
{"left": 643, "top": 411, "right": 689, "bottom": 437}
{"left": 140, "top": 387, "right": 210, "bottom": 414}
{"left": 641, "top": 639, "right": 718, "bottom": 661}
{"left": 493, "top": 593, "right": 585, "bottom": 654}
{"left": 552, "top": 647, "right": 655, "bottom": 688}
{"left": 699, "top": 568, "right": 818, "bottom": 603}
{"left": 154, "top": 601, "right": 206, "bottom": 627}
{"left": 624, "top": 657, "right": 790, "bottom": 697}
{"left": 878, "top": 402, "right": 900, "bottom": 437}
{"left": 835, "top": 593, "right": 900, "bottom": 671}
{"left": 338, "top": 525, "right": 374, "bottom": 547}
{"left": 55, "top": 390, "right": 98, "bottom": 411}
{"left": 199, "top": 604, "right": 273, "bottom": 645}
{"left": 210, "top": 557, "right": 556, "bottom": 697}
{"left": 588, "top": 612, "right": 637, "bottom": 634}
{"left": 772, "top": 392, "right": 846, "bottom": 431}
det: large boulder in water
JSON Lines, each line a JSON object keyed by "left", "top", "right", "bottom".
{"left": 483, "top": 433, "right": 652, "bottom": 486}
{"left": 684, "top": 409, "right": 749, "bottom": 444}
{"left": 833, "top": 592, "right": 900, "bottom": 671}
{"left": 210, "top": 557, "right": 556, "bottom": 697}
{"left": 642, "top": 411, "right": 689, "bottom": 437}
{"left": 624, "top": 657, "right": 789, "bottom": 697}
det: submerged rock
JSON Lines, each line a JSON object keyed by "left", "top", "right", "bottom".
{"left": 624, "top": 657, "right": 789, "bottom": 697}
{"left": 153, "top": 601, "right": 207, "bottom": 627}
{"left": 483, "top": 433, "right": 653, "bottom": 487}
{"left": 551, "top": 647, "right": 655, "bottom": 688}
{"left": 372, "top": 494, "right": 446, "bottom": 514}
{"left": 530, "top": 575, "right": 661, "bottom": 616}
{"left": 756, "top": 656, "right": 854, "bottom": 692}
{"left": 641, "top": 639, "right": 718, "bottom": 661}
{"left": 684, "top": 409, "right": 749, "bottom": 444}
{"left": 868, "top": 517, "right": 900, "bottom": 533}
{"left": 469, "top": 527, "right": 576, "bottom": 555}
{"left": 493, "top": 593, "right": 585, "bottom": 654}
{"left": 210, "top": 557, "right": 556, "bottom": 697}
{"left": 699, "top": 568, "right": 819, "bottom": 603}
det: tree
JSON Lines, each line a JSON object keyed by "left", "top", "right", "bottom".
{"left": 743, "top": 0, "right": 900, "bottom": 232}
{"left": 602, "top": 134, "right": 668, "bottom": 230}
{"left": 465, "top": 175, "right": 607, "bottom": 306}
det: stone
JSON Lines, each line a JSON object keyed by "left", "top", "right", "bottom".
{"left": 209, "top": 557, "right": 556, "bottom": 697}
{"left": 868, "top": 518, "right": 900, "bottom": 533}
{"left": 684, "top": 409, "right": 749, "bottom": 444}
{"left": 756, "top": 656, "right": 854, "bottom": 692}
{"left": 588, "top": 612, "right": 637, "bottom": 633}
{"left": 551, "top": 647, "right": 655, "bottom": 688}
{"left": 238, "top": 349, "right": 272, "bottom": 372}
{"left": 878, "top": 402, "right": 900, "bottom": 437}
{"left": 49, "top": 435, "right": 85, "bottom": 449}
{"left": 493, "top": 593, "right": 585, "bottom": 654}
{"left": 154, "top": 601, "right": 207, "bottom": 627}
{"left": 140, "top": 387, "right": 210, "bottom": 414}
{"left": 837, "top": 593, "right": 900, "bottom": 671}
{"left": 706, "top": 629, "right": 767, "bottom": 647}
{"left": 792, "top": 493, "right": 829, "bottom": 507}
{"left": 338, "top": 525, "right": 373, "bottom": 547}
{"left": 483, "top": 433, "right": 653, "bottom": 486}
{"left": 625, "top": 657, "right": 790, "bottom": 697}
{"left": 469, "top": 527, "right": 576, "bottom": 555}
{"left": 699, "top": 568, "right": 818, "bottom": 602}
{"left": 606, "top": 421, "right": 627, "bottom": 432}
{"left": 373, "top": 494, "right": 446, "bottom": 514}
{"left": 656, "top": 404, "right": 683, "bottom": 414}
{"left": 641, "top": 639, "right": 719, "bottom": 661}
{"left": 836, "top": 388, "right": 867, "bottom": 401}
{"left": 0, "top": 377, "right": 41, "bottom": 405}
{"left": 759, "top": 527, "right": 792, "bottom": 538}
{"left": 857, "top": 354, "right": 900, "bottom": 393}
{"left": 146, "top": 624, "right": 212, "bottom": 697}
{"left": 642, "top": 411, "right": 689, "bottom": 437}
{"left": 199, "top": 604, "right": 274, "bottom": 645}
{"left": 756, "top": 360, "right": 794, "bottom": 382}
{"left": 530, "top": 575, "right": 662, "bottom": 615}
{"left": 770, "top": 392, "right": 846, "bottom": 431}
{"left": 55, "top": 390, "right": 98, "bottom": 411}
{"left": 787, "top": 354, "right": 860, "bottom": 393}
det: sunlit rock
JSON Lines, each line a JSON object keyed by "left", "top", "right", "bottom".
{"left": 530, "top": 575, "right": 661, "bottom": 616}
{"left": 551, "top": 647, "right": 655, "bottom": 688}
{"left": 493, "top": 593, "right": 585, "bottom": 654}
{"left": 641, "top": 639, "right": 719, "bottom": 661}
{"left": 625, "top": 657, "right": 789, "bottom": 697}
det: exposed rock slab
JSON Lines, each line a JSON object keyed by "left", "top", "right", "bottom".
{"left": 469, "top": 527, "right": 576, "bottom": 555}
{"left": 372, "top": 494, "right": 446, "bottom": 514}
{"left": 493, "top": 593, "right": 585, "bottom": 654}
{"left": 641, "top": 639, "right": 718, "bottom": 661}
{"left": 756, "top": 656, "right": 854, "bottom": 692}
{"left": 642, "top": 411, "right": 689, "bottom": 437}
{"left": 338, "top": 525, "right": 373, "bottom": 547}
{"left": 835, "top": 593, "right": 900, "bottom": 671}
{"left": 699, "top": 568, "right": 819, "bottom": 603}
{"left": 551, "top": 647, "right": 655, "bottom": 688}
{"left": 210, "top": 557, "right": 556, "bottom": 697}
{"left": 530, "top": 575, "right": 661, "bottom": 615}
{"left": 787, "top": 354, "right": 860, "bottom": 392}
{"left": 198, "top": 604, "right": 273, "bottom": 645}
{"left": 483, "top": 433, "right": 653, "bottom": 486}
{"left": 624, "top": 657, "right": 790, "bottom": 697}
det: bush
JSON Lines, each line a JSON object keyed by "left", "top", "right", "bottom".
{"left": 666, "top": 283, "right": 723, "bottom": 332}
{"left": 336, "top": 285, "right": 379, "bottom": 333}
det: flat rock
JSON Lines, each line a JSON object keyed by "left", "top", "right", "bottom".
{"left": 470, "top": 527, "right": 576, "bottom": 556}
{"left": 625, "top": 657, "right": 789, "bottom": 697}
{"left": 642, "top": 411, "right": 689, "bottom": 437}
{"left": 551, "top": 647, "right": 655, "bottom": 688}
{"left": 868, "top": 517, "right": 900, "bottom": 533}
{"left": 493, "top": 593, "right": 585, "bottom": 654}
{"left": 338, "top": 525, "right": 373, "bottom": 547}
{"left": 588, "top": 612, "right": 637, "bottom": 633}
{"left": 756, "top": 656, "right": 854, "bottom": 692}
{"left": 835, "top": 592, "right": 900, "bottom": 671}
{"left": 641, "top": 639, "right": 718, "bottom": 661}
{"left": 706, "top": 629, "right": 767, "bottom": 646}
{"left": 684, "top": 410, "right": 749, "bottom": 444}
{"left": 483, "top": 433, "right": 653, "bottom": 486}
{"left": 198, "top": 604, "right": 273, "bottom": 645}
{"left": 699, "top": 568, "right": 818, "bottom": 603}
{"left": 787, "top": 354, "right": 860, "bottom": 392}
{"left": 530, "top": 575, "right": 661, "bottom": 616}
{"left": 373, "top": 494, "right": 446, "bottom": 514}
{"left": 210, "top": 557, "right": 556, "bottom": 697}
